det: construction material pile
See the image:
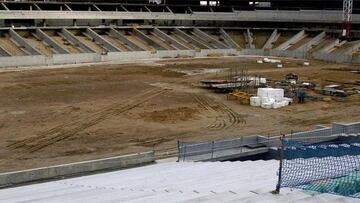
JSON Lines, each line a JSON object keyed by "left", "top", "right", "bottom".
{"left": 250, "top": 88, "right": 293, "bottom": 109}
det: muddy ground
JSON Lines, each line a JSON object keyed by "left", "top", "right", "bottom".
{"left": 0, "top": 56, "right": 359, "bottom": 172}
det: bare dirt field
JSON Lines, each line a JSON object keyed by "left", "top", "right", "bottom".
{"left": 0, "top": 56, "right": 359, "bottom": 172}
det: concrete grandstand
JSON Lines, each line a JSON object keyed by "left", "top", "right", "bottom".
{"left": 0, "top": 1, "right": 360, "bottom": 202}
{"left": 0, "top": 0, "right": 359, "bottom": 67}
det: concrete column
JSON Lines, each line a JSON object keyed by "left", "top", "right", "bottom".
{"left": 275, "top": 30, "right": 306, "bottom": 50}
{"left": 9, "top": 29, "right": 42, "bottom": 55}
{"left": 296, "top": 32, "right": 326, "bottom": 52}
{"left": 36, "top": 28, "right": 69, "bottom": 54}
{"left": 133, "top": 28, "right": 167, "bottom": 50}
{"left": 108, "top": 28, "right": 143, "bottom": 51}
{"left": 0, "top": 46, "right": 11, "bottom": 56}
{"left": 193, "top": 28, "right": 229, "bottom": 49}
{"left": 85, "top": 28, "right": 121, "bottom": 52}
{"left": 153, "top": 28, "right": 188, "bottom": 50}
{"left": 60, "top": 28, "right": 96, "bottom": 53}
{"left": 219, "top": 28, "right": 241, "bottom": 49}
{"left": 263, "top": 29, "right": 279, "bottom": 50}
{"left": 318, "top": 39, "right": 346, "bottom": 53}
{"left": 244, "top": 29, "right": 255, "bottom": 49}
{"left": 174, "top": 28, "right": 210, "bottom": 49}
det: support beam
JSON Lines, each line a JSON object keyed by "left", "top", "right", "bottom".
{"left": 85, "top": 28, "right": 121, "bottom": 52}
{"left": 244, "top": 29, "right": 255, "bottom": 49}
{"left": 219, "top": 28, "right": 241, "bottom": 49}
{"left": 133, "top": 28, "right": 166, "bottom": 50}
{"left": 0, "top": 46, "right": 11, "bottom": 56}
{"left": 344, "top": 40, "right": 360, "bottom": 55}
{"left": 263, "top": 29, "right": 280, "bottom": 50}
{"left": 144, "top": 6, "right": 151, "bottom": 13}
{"left": 166, "top": 6, "right": 173, "bottom": 13}
{"left": 108, "top": 28, "right": 143, "bottom": 51}
{"left": 33, "top": 3, "right": 41, "bottom": 11}
{"left": 92, "top": 4, "right": 101, "bottom": 12}
{"left": 153, "top": 28, "right": 188, "bottom": 50}
{"left": 193, "top": 28, "right": 229, "bottom": 49}
{"left": 64, "top": 4, "right": 72, "bottom": 11}
{"left": 174, "top": 28, "right": 210, "bottom": 49}
{"left": 9, "top": 29, "right": 42, "bottom": 55}
{"left": 36, "top": 28, "right": 69, "bottom": 54}
{"left": 120, "top": 5, "right": 128, "bottom": 12}
{"left": 1, "top": 3, "right": 9, "bottom": 11}
{"left": 318, "top": 39, "right": 346, "bottom": 53}
{"left": 60, "top": 28, "right": 96, "bottom": 53}
{"left": 275, "top": 30, "right": 306, "bottom": 50}
{"left": 296, "top": 32, "right": 326, "bottom": 52}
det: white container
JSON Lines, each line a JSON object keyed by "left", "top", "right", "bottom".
{"left": 263, "top": 58, "right": 270, "bottom": 63}
{"left": 282, "top": 100, "right": 289, "bottom": 106}
{"left": 303, "top": 62, "right": 310, "bottom": 66}
{"left": 283, "top": 97, "right": 293, "bottom": 103}
{"left": 277, "top": 64, "right": 283, "bottom": 68}
{"left": 257, "top": 60, "right": 263, "bottom": 64}
{"left": 250, "top": 96, "right": 261, "bottom": 107}
{"left": 273, "top": 102, "right": 283, "bottom": 109}
{"left": 271, "top": 59, "right": 282, "bottom": 64}
{"left": 261, "top": 102, "right": 273, "bottom": 109}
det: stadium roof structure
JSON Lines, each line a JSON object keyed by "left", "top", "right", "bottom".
{"left": 0, "top": 159, "right": 358, "bottom": 203}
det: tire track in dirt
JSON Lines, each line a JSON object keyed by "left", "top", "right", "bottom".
{"left": 191, "top": 93, "right": 246, "bottom": 130}
{"left": 7, "top": 88, "right": 169, "bottom": 154}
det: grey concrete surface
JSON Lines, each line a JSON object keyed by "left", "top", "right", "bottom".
{"left": 219, "top": 28, "right": 241, "bottom": 49}
{"left": 9, "top": 29, "right": 42, "bottom": 55}
{"left": 85, "top": 28, "right": 122, "bottom": 52}
{"left": 263, "top": 29, "right": 279, "bottom": 50}
{"left": 108, "top": 28, "right": 144, "bottom": 51}
{"left": 0, "top": 10, "right": 360, "bottom": 24}
{"left": 36, "top": 28, "right": 69, "bottom": 54}
{"left": 296, "top": 31, "right": 326, "bottom": 52}
{"left": 275, "top": 30, "right": 305, "bottom": 51}
{"left": 153, "top": 28, "right": 188, "bottom": 50}
{"left": 174, "top": 28, "right": 210, "bottom": 49}
{"left": 60, "top": 28, "right": 96, "bottom": 53}
{"left": 0, "top": 151, "right": 155, "bottom": 187}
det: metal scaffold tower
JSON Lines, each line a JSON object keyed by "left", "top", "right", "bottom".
{"left": 342, "top": 0, "right": 353, "bottom": 38}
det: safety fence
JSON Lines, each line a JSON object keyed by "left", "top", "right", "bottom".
{"left": 178, "top": 122, "right": 360, "bottom": 161}
{"left": 279, "top": 136, "right": 360, "bottom": 198}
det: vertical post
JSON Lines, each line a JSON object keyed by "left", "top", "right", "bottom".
{"left": 177, "top": 140, "right": 180, "bottom": 162}
{"left": 183, "top": 143, "right": 186, "bottom": 162}
{"left": 240, "top": 136, "right": 243, "bottom": 153}
{"left": 274, "top": 133, "right": 285, "bottom": 194}
{"left": 211, "top": 141, "right": 215, "bottom": 159}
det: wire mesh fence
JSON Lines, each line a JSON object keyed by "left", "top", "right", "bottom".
{"left": 279, "top": 123, "right": 360, "bottom": 198}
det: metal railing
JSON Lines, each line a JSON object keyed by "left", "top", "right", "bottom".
{"left": 177, "top": 122, "right": 360, "bottom": 162}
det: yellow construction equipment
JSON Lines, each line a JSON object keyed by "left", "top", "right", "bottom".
{"left": 227, "top": 91, "right": 254, "bottom": 105}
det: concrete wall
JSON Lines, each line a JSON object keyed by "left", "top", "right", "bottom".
{"left": 0, "top": 48, "right": 358, "bottom": 68}
{"left": 0, "top": 49, "right": 241, "bottom": 68}
{"left": 1, "top": 10, "right": 360, "bottom": 24}
{"left": 0, "top": 151, "right": 154, "bottom": 187}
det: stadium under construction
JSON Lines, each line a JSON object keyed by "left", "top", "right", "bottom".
{"left": 0, "top": 0, "right": 360, "bottom": 202}
{"left": 0, "top": 0, "right": 359, "bottom": 67}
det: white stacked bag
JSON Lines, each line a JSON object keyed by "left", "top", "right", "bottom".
{"left": 250, "top": 88, "right": 293, "bottom": 109}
